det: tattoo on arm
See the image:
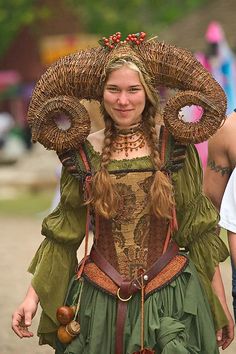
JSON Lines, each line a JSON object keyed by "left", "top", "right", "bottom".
{"left": 208, "top": 160, "right": 232, "bottom": 176}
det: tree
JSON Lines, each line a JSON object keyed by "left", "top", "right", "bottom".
{"left": 0, "top": 0, "right": 50, "bottom": 56}
{"left": 66, "top": 0, "right": 209, "bottom": 37}
{"left": 0, "top": 0, "right": 209, "bottom": 57}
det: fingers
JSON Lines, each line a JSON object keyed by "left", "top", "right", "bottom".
{"left": 24, "top": 310, "right": 32, "bottom": 327}
{"left": 216, "top": 329, "right": 224, "bottom": 347}
{"left": 12, "top": 311, "right": 23, "bottom": 338}
{"left": 12, "top": 311, "right": 34, "bottom": 338}
{"left": 221, "top": 325, "right": 235, "bottom": 350}
{"left": 18, "top": 324, "right": 34, "bottom": 338}
{"left": 11, "top": 291, "right": 39, "bottom": 339}
{"left": 216, "top": 325, "right": 235, "bottom": 350}
{"left": 222, "top": 338, "right": 232, "bottom": 350}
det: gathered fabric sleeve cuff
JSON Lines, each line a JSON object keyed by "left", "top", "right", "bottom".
{"left": 174, "top": 192, "right": 229, "bottom": 278}
{"left": 28, "top": 167, "right": 87, "bottom": 347}
{"left": 172, "top": 144, "right": 229, "bottom": 329}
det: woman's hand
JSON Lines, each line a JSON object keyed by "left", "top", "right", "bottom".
{"left": 212, "top": 266, "right": 235, "bottom": 349}
{"left": 216, "top": 310, "right": 234, "bottom": 350}
{"left": 12, "top": 285, "right": 39, "bottom": 338}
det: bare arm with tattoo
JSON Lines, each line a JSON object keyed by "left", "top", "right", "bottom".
{"left": 204, "top": 112, "right": 236, "bottom": 209}
{"left": 204, "top": 112, "right": 236, "bottom": 347}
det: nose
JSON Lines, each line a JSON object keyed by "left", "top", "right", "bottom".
{"left": 117, "top": 92, "right": 129, "bottom": 105}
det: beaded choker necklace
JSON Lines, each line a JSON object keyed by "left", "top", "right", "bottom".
{"left": 112, "top": 123, "right": 146, "bottom": 157}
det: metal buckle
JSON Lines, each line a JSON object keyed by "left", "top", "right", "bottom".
{"left": 179, "top": 247, "right": 189, "bottom": 254}
{"left": 116, "top": 288, "right": 132, "bottom": 302}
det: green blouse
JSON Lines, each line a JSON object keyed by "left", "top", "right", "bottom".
{"left": 28, "top": 140, "right": 229, "bottom": 348}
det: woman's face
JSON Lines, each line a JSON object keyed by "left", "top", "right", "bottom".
{"left": 103, "top": 66, "right": 146, "bottom": 128}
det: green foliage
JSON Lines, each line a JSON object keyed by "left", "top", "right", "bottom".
{"left": 0, "top": 0, "right": 210, "bottom": 57}
{"left": 0, "top": 0, "right": 50, "bottom": 57}
{"left": 65, "top": 0, "right": 209, "bottom": 36}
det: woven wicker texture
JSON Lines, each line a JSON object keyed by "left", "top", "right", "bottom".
{"left": 31, "top": 96, "right": 91, "bottom": 151}
{"left": 28, "top": 39, "right": 227, "bottom": 151}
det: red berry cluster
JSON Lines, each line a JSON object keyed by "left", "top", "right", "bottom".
{"left": 99, "top": 31, "right": 146, "bottom": 50}
{"left": 101, "top": 32, "right": 122, "bottom": 50}
{"left": 125, "top": 32, "right": 146, "bottom": 45}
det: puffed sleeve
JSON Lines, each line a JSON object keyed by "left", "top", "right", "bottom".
{"left": 28, "top": 167, "right": 86, "bottom": 347}
{"left": 172, "top": 144, "right": 229, "bottom": 330}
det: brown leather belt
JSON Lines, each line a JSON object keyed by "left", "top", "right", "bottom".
{"left": 90, "top": 242, "right": 179, "bottom": 354}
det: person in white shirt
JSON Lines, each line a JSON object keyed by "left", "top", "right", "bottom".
{"left": 220, "top": 168, "right": 236, "bottom": 307}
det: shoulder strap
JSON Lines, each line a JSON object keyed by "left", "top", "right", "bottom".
{"left": 57, "top": 145, "right": 92, "bottom": 180}
{"left": 159, "top": 126, "right": 182, "bottom": 252}
{"left": 57, "top": 149, "right": 80, "bottom": 176}
{"left": 160, "top": 126, "right": 187, "bottom": 173}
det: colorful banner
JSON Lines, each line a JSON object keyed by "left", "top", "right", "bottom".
{"left": 39, "top": 33, "right": 99, "bottom": 66}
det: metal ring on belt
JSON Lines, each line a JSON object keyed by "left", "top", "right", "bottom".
{"left": 116, "top": 288, "right": 132, "bottom": 302}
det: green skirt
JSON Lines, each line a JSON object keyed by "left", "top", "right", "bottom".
{"left": 55, "top": 260, "right": 219, "bottom": 354}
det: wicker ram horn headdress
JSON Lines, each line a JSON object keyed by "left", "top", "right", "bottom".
{"left": 28, "top": 32, "right": 227, "bottom": 152}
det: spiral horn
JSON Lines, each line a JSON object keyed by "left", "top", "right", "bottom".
{"left": 139, "top": 40, "right": 227, "bottom": 144}
{"left": 28, "top": 47, "right": 105, "bottom": 152}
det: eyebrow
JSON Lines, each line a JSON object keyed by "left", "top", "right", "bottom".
{"left": 105, "top": 84, "right": 142, "bottom": 88}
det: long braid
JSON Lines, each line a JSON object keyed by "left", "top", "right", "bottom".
{"left": 100, "top": 117, "right": 114, "bottom": 169}
{"left": 144, "top": 116, "right": 175, "bottom": 219}
{"left": 90, "top": 115, "right": 119, "bottom": 218}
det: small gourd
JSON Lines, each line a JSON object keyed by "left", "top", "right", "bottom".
{"left": 57, "top": 320, "right": 80, "bottom": 344}
{"left": 57, "top": 325, "right": 73, "bottom": 344}
{"left": 56, "top": 306, "right": 75, "bottom": 325}
{"left": 67, "top": 320, "right": 81, "bottom": 336}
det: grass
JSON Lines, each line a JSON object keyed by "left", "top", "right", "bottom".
{"left": 0, "top": 189, "right": 55, "bottom": 217}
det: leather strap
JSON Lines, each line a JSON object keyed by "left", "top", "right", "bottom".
{"left": 90, "top": 242, "right": 179, "bottom": 354}
{"left": 116, "top": 280, "right": 131, "bottom": 354}
{"left": 90, "top": 246, "right": 123, "bottom": 285}
{"left": 76, "top": 146, "right": 92, "bottom": 279}
{"left": 90, "top": 242, "right": 179, "bottom": 294}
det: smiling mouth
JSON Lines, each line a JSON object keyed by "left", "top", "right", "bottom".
{"left": 115, "top": 109, "right": 133, "bottom": 112}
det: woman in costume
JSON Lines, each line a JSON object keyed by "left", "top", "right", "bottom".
{"left": 12, "top": 32, "right": 234, "bottom": 353}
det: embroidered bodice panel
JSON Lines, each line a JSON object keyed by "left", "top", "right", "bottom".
{"left": 95, "top": 170, "right": 168, "bottom": 280}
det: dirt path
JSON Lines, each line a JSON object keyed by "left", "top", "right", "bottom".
{"left": 1, "top": 216, "right": 53, "bottom": 354}
{"left": 0, "top": 215, "right": 235, "bottom": 354}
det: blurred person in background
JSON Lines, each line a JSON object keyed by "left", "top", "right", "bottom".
{"left": 0, "top": 111, "right": 26, "bottom": 162}
{"left": 204, "top": 109, "right": 236, "bottom": 323}
{"left": 219, "top": 166, "right": 236, "bottom": 319}
{"left": 0, "top": 111, "right": 14, "bottom": 150}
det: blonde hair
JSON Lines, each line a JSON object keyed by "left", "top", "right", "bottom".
{"left": 89, "top": 58, "right": 175, "bottom": 219}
